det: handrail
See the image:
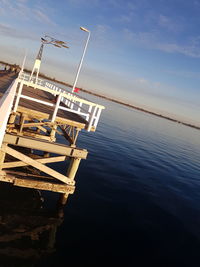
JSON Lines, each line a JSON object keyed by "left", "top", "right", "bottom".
{"left": 19, "top": 72, "right": 105, "bottom": 131}
{"left": 20, "top": 73, "right": 105, "bottom": 108}
{"left": 0, "top": 78, "right": 19, "bottom": 147}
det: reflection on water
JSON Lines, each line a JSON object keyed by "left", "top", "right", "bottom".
{"left": 0, "top": 183, "right": 64, "bottom": 267}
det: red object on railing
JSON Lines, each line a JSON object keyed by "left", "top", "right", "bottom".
{"left": 74, "top": 87, "right": 80, "bottom": 93}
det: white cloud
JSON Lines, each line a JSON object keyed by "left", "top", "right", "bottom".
{"left": 159, "top": 15, "right": 173, "bottom": 30}
{"left": 96, "top": 24, "right": 110, "bottom": 34}
{"left": 107, "top": 0, "right": 122, "bottom": 8}
{"left": 123, "top": 29, "right": 158, "bottom": 45}
{"left": 157, "top": 42, "right": 200, "bottom": 58}
{"left": 194, "top": 0, "right": 200, "bottom": 7}
{"left": 127, "top": 2, "right": 136, "bottom": 10}
{"left": 92, "top": 24, "right": 112, "bottom": 46}
{"left": 165, "top": 69, "right": 200, "bottom": 79}
{"left": 0, "top": 0, "right": 56, "bottom": 26}
{"left": 119, "top": 12, "right": 134, "bottom": 23}
{"left": 123, "top": 28, "right": 200, "bottom": 58}
{"left": 158, "top": 14, "right": 183, "bottom": 33}
{"left": 65, "top": 0, "right": 99, "bottom": 7}
{"left": 34, "top": 9, "right": 55, "bottom": 25}
{"left": 134, "top": 78, "right": 149, "bottom": 85}
{"left": 0, "top": 23, "right": 37, "bottom": 40}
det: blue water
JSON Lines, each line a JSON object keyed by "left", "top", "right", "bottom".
{"left": 39, "top": 95, "right": 200, "bottom": 266}
{"left": 0, "top": 90, "right": 199, "bottom": 266}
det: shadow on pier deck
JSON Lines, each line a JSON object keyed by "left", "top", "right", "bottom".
{"left": 0, "top": 71, "right": 105, "bottom": 204}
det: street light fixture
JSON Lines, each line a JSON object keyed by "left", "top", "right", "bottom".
{"left": 80, "top": 27, "right": 90, "bottom": 32}
{"left": 29, "top": 36, "right": 69, "bottom": 84}
{"left": 71, "top": 27, "right": 91, "bottom": 93}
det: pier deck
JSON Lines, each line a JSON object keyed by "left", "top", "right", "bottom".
{"left": 0, "top": 71, "right": 17, "bottom": 95}
{"left": 18, "top": 83, "right": 87, "bottom": 129}
{"left": 0, "top": 71, "right": 105, "bottom": 204}
{"left": 0, "top": 73, "right": 87, "bottom": 129}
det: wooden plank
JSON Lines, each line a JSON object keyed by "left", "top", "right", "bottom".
{"left": 4, "top": 169, "right": 55, "bottom": 179}
{"left": 17, "top": 106, "right": 86, "bottom": 129}
{"left": 21, "top": 122, "right": 54, "bottom": 127}
{"left": 0, "top": 149, "right": 6, "bottom": 169}
{"left": 36, "top": 126, "right": 48, "bottom": 133}
{"left": 0, "top": 170, "right": 14, "bottom": 183}
{"left": 0, "top": 145, "right": 75, "bottom": 185}
{"left": 17, "top": 106, "right": 50, "bottom": 120}
{"left": 14, "top": 178, "right": 75, "bottom": 194}
{"left": 7, "top": 127, "right": 52, "bottom": 141}
{"left": 3, "top": 133, "right": 88, "bottom": 159}
{"left": 16, "top": 130, "right": 52, "bottom": 141}
{"left": 2, "top": 156, "right": 66, "bottom": 169}
{"left": 0, "top": 172, "right": 75, "bottom": 193}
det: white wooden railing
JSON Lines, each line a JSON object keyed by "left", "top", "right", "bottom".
{"left": 0, "top": 78, "right": 19, "bottom": 147}
{"left": 18, "top": 72, "right": 105, "bottom": 131}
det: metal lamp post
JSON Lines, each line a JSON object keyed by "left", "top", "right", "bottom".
{"left": 29, "top": 36, "right": 69, "bottom": 85}
{"left": 71, "top": 27, "right": 90, "bottom": 93}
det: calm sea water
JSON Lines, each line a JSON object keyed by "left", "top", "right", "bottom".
{"left": 0, "top": 91, "right": 200, "bottom": 266}
{"left": 41, "top": 94, "right": 200, "bottom": 267}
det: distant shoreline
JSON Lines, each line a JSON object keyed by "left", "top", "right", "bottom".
{"left": 79, "top": 88, "right": 200, "bottom": 131}
{"left": 1, "top": 60, "right": 199, "bottom": 131}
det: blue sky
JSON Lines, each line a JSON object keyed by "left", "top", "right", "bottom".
{"left": 0, "top": 0, "right": 200, "bottom": 126}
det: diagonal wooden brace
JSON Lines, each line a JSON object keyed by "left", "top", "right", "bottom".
{"left": 2, "top": 156, "right": 66, "bottom": 169}
{"left": 0, "top": 144, "right": 75, "bottom": 185}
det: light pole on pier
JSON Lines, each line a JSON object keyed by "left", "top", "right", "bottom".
{"left": 29, "top": 36, "right": 69, "bottom": 84}
{"left": 71, "top": 27, "right": 90, "bottom": 93}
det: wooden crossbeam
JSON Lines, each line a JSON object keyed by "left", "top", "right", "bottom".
{"left": 0, "top": 145, "right": 74, "bottom": 185}
{"left": 21, "top": 121, "right": 56, "bottom": 128}
{"left": 59, "top": 125, "right": 73, "bottom": 144}
{"left": 3, "top": 133, "right": 88, "bottom": 159}
{"left": 3, "top": 169, "right": 55, "bottom": 179}
{"left": 8, "top": 129, "right": 52, "bottom": 141}
{"left": 37, "top": 125, "right": 48, "bottom": 133}
{"left": 14, "top": 178, "right": 75, "bottom": 194}
{"left": 0, "top": 171, "right": 75, "bottom": 194}
{"left": 17, "top": 106, "right": 86, "bottom": 129}
{"left": 2, "top": 156, "right": 66, "bottom": 169}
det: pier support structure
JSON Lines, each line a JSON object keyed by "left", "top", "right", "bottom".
{"left": 0, "top": 72, "right": 105, "bottom": 204}
{"left": 0, "top": 108, "right": 88, "bottom": 202}
{"left": 60, "top": 157, "right": 81, "bottom": 205}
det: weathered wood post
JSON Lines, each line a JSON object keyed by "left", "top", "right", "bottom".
{"left": 50, "top": 124, "right": 57, "bottom": 142}
{"left": 59, "top": 157, "right": 81, "bottom": 205}
{"left": 0, "top": 148, "right": 6, "bottom": 170}
{"left": 8, "top": 112, "right": 17, "bottom": 124}
{"left": 0, "top": 142, "right": 8, "bottom": 171}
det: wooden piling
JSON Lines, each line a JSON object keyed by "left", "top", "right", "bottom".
{"left": 0, "top": 147, "right": 6, "bottom": 170}
{"left": 60, "top": 157, "right": 81, "bottom": 205}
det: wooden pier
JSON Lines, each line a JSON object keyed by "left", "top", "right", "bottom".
{"left": 0, "top": 70, "right": 105, "bottom": 204}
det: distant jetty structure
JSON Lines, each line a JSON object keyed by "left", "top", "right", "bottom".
{"left": 0, "top": 36, "right": 105, "bottom": 205}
